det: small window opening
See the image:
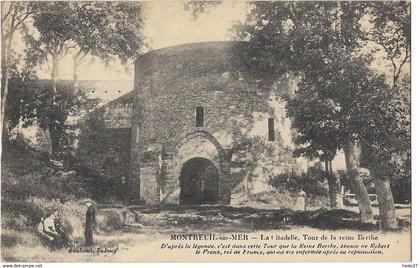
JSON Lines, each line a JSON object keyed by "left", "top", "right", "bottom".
{"left": 268, "top": 118, "right": 275, "bottom": 141}
{"left": 136, "top": 124, "right": 140, "bottom": 144}
{"left": 196, "top": 106, "right": 204, "bottom": 127}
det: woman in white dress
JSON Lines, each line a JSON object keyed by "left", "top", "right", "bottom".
{"left": 294, "top": 190, "right": 306, "bottom": 211}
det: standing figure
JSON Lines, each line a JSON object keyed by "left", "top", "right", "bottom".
{"left": 84, "top": 199, "right": 96, "bottom": 246}
{"left": 294, "top": 190, "right": 307, "bottom": 211}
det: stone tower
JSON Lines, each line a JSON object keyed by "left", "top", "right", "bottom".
{"left": 129, "top": 41, "right": 301, "bottom": 206}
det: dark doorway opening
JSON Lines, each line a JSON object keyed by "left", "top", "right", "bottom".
{"left": 179, "top": 157, "right": 219, "bottom": 205}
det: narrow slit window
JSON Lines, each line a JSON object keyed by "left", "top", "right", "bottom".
{"left": 196, "top": 106, "right": 204, "bottom": 127}
{"left": 268, "top": 118, "right": 275, "bottom": 141}
{"left": 135, "top": 124, "right": 140, "bottom": 144}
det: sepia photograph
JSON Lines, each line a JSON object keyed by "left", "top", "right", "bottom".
{"left": 0, "top": 0, "right": 412, "bottom": 263}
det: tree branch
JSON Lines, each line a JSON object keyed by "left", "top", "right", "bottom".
{"left": 1, "top": 2, "right": 14, "bottom": 25}
{"left": 393, "top": 43, "right": 410, "bottom": 86}
{"left": 10, "top": 7, "right": 17, "bottom": 30}
{"left": 376, "top": 37, "right": 398, "bottom": 84}
{"left": 63, "top": 43, "right": 77, "bottom": 55}
{"left": 13, "top": 7, "right": 35, "bottom": 31}
{"left": 75, "top": 49, "right": 89, "bottom": 65}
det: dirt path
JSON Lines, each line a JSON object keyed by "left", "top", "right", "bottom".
{"left": 1, "top": 206, "right": 411, "bottom": 262}
{"left": 2, "top": 224, "right": 411, "bottom": 262}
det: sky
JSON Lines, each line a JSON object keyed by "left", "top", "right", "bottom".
{"left": 22, "top": 1, "right": 406, "bottom": 83}
{"left": 30, "top": 1, "right": 249, "bottom": 81}
{"left": 10, "top": 1, "right": 408, "bottom": 171}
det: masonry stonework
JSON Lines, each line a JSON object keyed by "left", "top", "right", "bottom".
{"left": 129, "top": 41, "right": 303, "bottom": 206}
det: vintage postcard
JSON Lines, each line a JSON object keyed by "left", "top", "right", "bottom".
{"left": 1, "top": 0, "right": 411, "bottom": 263}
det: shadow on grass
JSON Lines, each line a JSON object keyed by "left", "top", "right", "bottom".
{"left": 128, "top": 205, "right": 378, "bottom": 231}
{"left": 291, "top": 209, "right": 377, "bottom": 231}
{"left": 1, "top": 233, "right": 18, "bottom": 247}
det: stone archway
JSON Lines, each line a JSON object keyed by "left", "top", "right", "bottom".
{"left": 173, "top": 131, "right": 227, "bottom": 160}
{"left": 160, "top": 131, "right": 231, "bottom": 205}
{"left": 179, "top": 157, "right": 219, "bottom": 205}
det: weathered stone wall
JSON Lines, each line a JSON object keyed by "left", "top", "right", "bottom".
{"left": 131, "top": 41, "right": 302, "bottom": 205}
{"left": 104, "top": 104, "right": 132, "bottom": 128}
{"left": 77, "top": 93, "right": 133, "bottom": 201}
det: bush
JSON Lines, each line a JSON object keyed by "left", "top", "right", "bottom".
{"left": 96, "top": 210, "right": 125, "bottom": 232}
{"left": 1, "top": 196, "right": 85, "bottom": 233}
{"left": 1, "top": 139, "right": 92, "bottom": 232}
{"left": 1, "top": 211, "right": 31, "bottom": 230}
{"left": 268, "top": 172, "right": 328, "bottom": 199}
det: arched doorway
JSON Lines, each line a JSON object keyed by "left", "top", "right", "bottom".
{"left": 179, "top": 157, "right": 219, "bottom": 205}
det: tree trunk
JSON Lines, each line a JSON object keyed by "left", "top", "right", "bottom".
{"left": 331, "top": 160, "right": 344, "bottom": 208}
{"left": 72, "top": 58, "right": 80, "bottom": 89}
{"left": 325, "top": 160, "right": 339, "bottom": 209}
{"left": 343, "top": 141, "right": 374, "bottom": 223}
{"left": 49, "top": 53, "right": 60, "bottom": 157}
{"left": 51, "top": 53, "right": 60, "bottom": 94}
{"left": 72, "top": 49, "right": 88, "bottom": 89}
{"left": 48, "top": 122, "right": 62, "bottom": 158}
{"left": 367, "top": 145, "right": 399, "bottom": 230}
{"left": 373, "top": 177, "right": 398, "bottom": 230}
{"left": 1, "top": 33, "right": 13, "bottom": 140}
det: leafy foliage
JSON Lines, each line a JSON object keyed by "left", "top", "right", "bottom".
{"left": 6, "top": 77, "right": 100, "bottom": 156}
{"left": 1, "top": 2, "right": 35, "bottom": 137}
{"left": 76, "top": 99, "right": 133, "bottom": 203}
{"left": 268, "top": 165, "right": 328, "bottom": 199}
{"left": 1, "top": 138, "right": 91, "bottom": 229}
{"left": 26, "top": 2, "right": 144, "bottom": 70}
{"left": 235, "top": 2, "right": 365, "bottom": 83}
{"left": 363, "top": 1, "right": 410, "bottom": 86}
{"left": 19, "top": 1, "right": 144, "bottom": 155}
{"left": 72, "top": 2, "right": 145, "bottom": 64}
{"left": 234, "top": 2, "right": 410, "bottom": 182}
{"left": 184, "top": 1, "right": 221, "bottom": 20}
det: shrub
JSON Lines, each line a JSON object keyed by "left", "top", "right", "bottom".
{"left": 1, "top": 140, "right": 92, "bottom": 232}
{"left": 96, "top": 210, "right": 125, "bottom": 232}
{"left": 268, "top": 171, "right": 328, "bottom": 199}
